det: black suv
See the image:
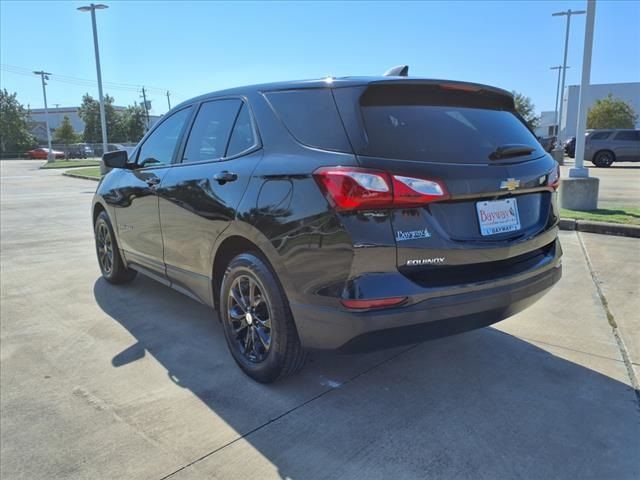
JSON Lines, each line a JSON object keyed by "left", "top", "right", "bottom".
{"left": 93, "top": 76, "right": 562, "bottom": 382}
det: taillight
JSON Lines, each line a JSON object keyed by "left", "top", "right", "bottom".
{"left": 392, "top": 175, "right": 448, "bottom": 206}
{"left": 312, "top": 167, "right": 392, "bottom": 210}
{"left": 547, "top": 163, "right": 560, "bottom": 190}
{"left": 313, "top": 167, "right": 448, "bottom": 211}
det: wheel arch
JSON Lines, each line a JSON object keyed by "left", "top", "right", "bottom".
{"left": 92, "top": 200, "right": 123, "bottom": 256}
{"left": 211, "top": 224, "right": 292, "bottom": 313}
{"left": 92, "top": 201, "right": 107, "bottom": 225}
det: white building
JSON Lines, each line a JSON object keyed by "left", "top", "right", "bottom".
{"left": 28, "top": 106, "right": 161, "bottom": 142}
{"left": 535, "top": 111, "right": 558, "bottom": 138}
{"left": 559, "top": 81, "right": 640, "bottom": 139}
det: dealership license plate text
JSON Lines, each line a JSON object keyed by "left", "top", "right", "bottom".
{"left": 476, "top": 198, "right": 521, "bottom": 236}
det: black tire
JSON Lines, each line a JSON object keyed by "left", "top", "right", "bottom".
{"left": 592, "top": 150, "right": 615, "bottom": 168}
{"left": 220, "top": 253, "right": 307, "bottom": 383}
{"left": 94, "top": 211, "right": 137, "bottom": 284}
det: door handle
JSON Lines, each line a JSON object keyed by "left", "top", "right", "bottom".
{"left": 213, "top": 171, "right": 238, "bottom": 185}
{"left": 145, "top": 177, "right": 161, "bottom": 189}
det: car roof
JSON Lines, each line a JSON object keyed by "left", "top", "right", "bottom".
{"left": 173, "top": 76, "right": 513, "bottom": 110}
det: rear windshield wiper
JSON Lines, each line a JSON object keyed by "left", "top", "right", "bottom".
{"left": 489, "top": 144, "right": 535, "bottom": 160}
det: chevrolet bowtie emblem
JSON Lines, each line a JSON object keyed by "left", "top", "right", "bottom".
{"left": 500, "top": 178, "right": 520, "bottom": 191}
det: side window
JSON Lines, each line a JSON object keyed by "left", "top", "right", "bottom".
{"left": 590, "top": 131, "right": 612, "bottom": 141}
{"left": 614, "top": 131, "right": 638, "bottom": 141}
{"left": 265, "top": 89, "right": 352, "bottom": 152}
{"left": 226, "top": 103, "right": 256, "bottom": 157}
{"left": 183, "top": 99, "right": 241, "bottom": 163}
{"left": 138, "top": 107, "right": 192, "bottom": 166}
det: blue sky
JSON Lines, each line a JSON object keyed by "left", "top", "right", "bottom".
{"left": 1, "top": 0, "right": 639, "bottom": 116}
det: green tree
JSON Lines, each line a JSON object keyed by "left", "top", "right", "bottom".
{"left": 78, "top": 93, "right": 100, "bottom": 143}
{"left": 587, "top": 94, "right": 638, "bottom": 129}
{"left": 512, "top": 91, "right": 539, "bottom": 131}
{"left": 0, "top": 89, "right": 36, "bottom": 156}
{"left": 78, "top": 93, "right": 119, "bottom": 143}
{"left": 121, "top": 104, "right": 147, "bottom": 142}
{"left": 53, "top": 115, "right": 80, "bottom": 156}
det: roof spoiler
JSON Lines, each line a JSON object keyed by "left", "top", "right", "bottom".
{"left": 383, "top": 65, "right": 409, "bottom": 77}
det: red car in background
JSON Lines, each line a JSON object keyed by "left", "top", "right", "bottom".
{"left": 26, "top": 148, "right": 65, "bottom": 160}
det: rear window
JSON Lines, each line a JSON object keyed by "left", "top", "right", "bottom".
{"left": 330, "top": 84, "right": 541, "bottom": 164}
{"left": 265, "top": 89, "right": 351, "bottom": 152}
{"left": 360, "top": 105, "right": 542, "bottom": 163}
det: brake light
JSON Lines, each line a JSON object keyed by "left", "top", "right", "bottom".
{"left": 547, "top": 163, "right": 560, "bottom": 190}
{"left": 341, "top": 296, "right": 407, "bottom": 310}
{"left": 439, "top": 83, "right": 482, "bottom": 92}
{"left": 313, "top": 167, "right": 448, "bottom": 211}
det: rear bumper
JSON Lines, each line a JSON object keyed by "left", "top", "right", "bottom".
{"left": 290, "top": 248, "right": 562, "bottom": 352}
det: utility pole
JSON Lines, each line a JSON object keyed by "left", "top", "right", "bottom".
{"left": 550, "top": 66, "right": 569, "bottom": 136}
{"left": 140, "top": 87, "right": 150, "bottom": 129}
{"left": 166, "top": 90, "right": 171, "bottom": 110}
{"left": 33, "top": 70, "right": 54, "bottom": 162}
{"left": 78, "top": 3, "right": 109, "bottom": 166}
{"left": 552, "top": 8, "right": 585, "bottom": 145}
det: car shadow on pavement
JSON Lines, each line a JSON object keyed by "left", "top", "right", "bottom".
{"left": 94, "top": 275, "right": 640, "bottom": 479}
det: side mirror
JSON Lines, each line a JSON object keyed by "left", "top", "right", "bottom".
{"left": 103, "top": 150, "right": 128, "bottom": 169}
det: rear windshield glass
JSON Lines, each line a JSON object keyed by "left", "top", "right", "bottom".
{"left": 360, "top": 105, "right": 542, "bottom": 163}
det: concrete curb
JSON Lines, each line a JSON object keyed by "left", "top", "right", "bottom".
{"left": 559, "top": 218, "right": 640, "bottom": 238}
{"left": 63, "top": 172, "right": 100, "bottom": 182}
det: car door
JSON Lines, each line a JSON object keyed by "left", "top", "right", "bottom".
{"left": 114, "top": 106, "right": 193, "bottom": 277}
{"left": 157, "top": 98, "right": 261, "bottom": 303}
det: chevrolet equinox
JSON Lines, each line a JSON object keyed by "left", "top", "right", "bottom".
{"left": 93, "top": 75, "right": 562, "bottom": 382}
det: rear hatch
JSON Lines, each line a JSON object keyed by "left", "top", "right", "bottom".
{"left": 333, "top": 81, "right": 559, "bottom": 282}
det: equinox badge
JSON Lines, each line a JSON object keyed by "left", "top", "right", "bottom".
{"left": 406, "top": 257, "right": 445, "bottom": 266}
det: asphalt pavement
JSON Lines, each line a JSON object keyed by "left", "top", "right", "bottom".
{"left": 1, "top": 160, "right": 639, "bottom": 480}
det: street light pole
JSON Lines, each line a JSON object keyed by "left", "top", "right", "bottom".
{"left": 552, "top": 8, "right": 585, "bottom": 145}
{"left": 571, "top": 0, "right": 597, "bottom": 178}
{"left": 78, "top": 3, "right": 109, "bottom": 164}
{"left": 33, "top": 71, "right": 53, "bottom": 162}
{"left": 550, "top": 65, "right": 569, "bottom": 136}
{"left": 558, "top": 0, "right": 599, "bottom": 212}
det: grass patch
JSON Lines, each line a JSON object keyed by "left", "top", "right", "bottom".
{"left": 63, "top": 166, "right": 101, "bottom": 179}
{"left": 40, "top": 159, "right": 100, "bottom": 169}
{"left": 561, "top": 207, "right": 640, "bottom": 225}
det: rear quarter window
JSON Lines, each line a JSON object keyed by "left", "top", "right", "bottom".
{"left": 264, "top": 89, "right": 351, "bottom": 152}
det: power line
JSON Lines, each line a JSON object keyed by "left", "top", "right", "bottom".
{"left": 1, "top": 63, "right": 175, "bottom": 95}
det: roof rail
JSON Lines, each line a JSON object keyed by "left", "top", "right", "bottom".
{"left": 383, "top": 65, "right": 409, "bottom": 77}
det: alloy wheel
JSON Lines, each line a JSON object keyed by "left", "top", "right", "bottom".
{"left": 227, "top": 274, "right": 272, "bottom": 363}
{"left": 96, "top": 222, "right": 114, "bottom": 275}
